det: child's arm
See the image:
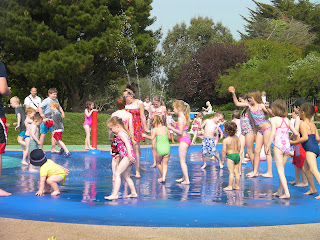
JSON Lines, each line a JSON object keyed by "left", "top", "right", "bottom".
{"left": 266, "top": 118, "right": 276, "bottom": 154}
{"left": 230, "top": 90, "right": 249, "bottom": 108}
{"left": 290, "top": 122, "right": 309, "bottom": 145}
{"left": 128, "top": 115, "right": 134, "bottom": 139}
{"left": 218, "top": 126, "right": 223, "bottom": 140}
{"left": 84, "top": 109, "right": 96, "bottom": 118}
{"left": 35, "top": 176, "right": 47, "bottom": 196}
{"left": 200, "top": 119, "right": 207, "bottom": 129}
{"left": 168, "top": 116, "right": 185, "bottom": 136}
{"left": 260, "top": 104, "right": 274, "bottom": 117}
{"left": 142, "top": 128, "right": 156, "bottom": 140}
{"left": 221, "top": 139, "right": 227, "bottom": 166}
{"left": 288, "top": 120, "right": 299, "bottom": 137}
{"left": 315, "top": 123, "right": 320, "bottom": 143}
{"left": 14, "top": 113, "right": 21, "bottom": 131}
{"left": 30, "top": 125, "right": 40, "bottom": 144}
{"left": 59, "top": 105, "right": 65, "bottom": 119}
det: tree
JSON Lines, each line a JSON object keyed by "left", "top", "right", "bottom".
{"left": 172, "top": 42, "right": 248, "bottom": 107}
{"left": 0, "top": 0, "right": 157, "bottom": 111}
{"left": 161, "top": 17, "right": 234, "bottom": 99}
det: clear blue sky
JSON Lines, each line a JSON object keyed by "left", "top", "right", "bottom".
{"left": 148, "top": 0, "right": 319, "bottom": 41}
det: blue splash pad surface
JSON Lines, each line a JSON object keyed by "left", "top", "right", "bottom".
{"left": 1, "top": 145, "right": 320, "bottom": 227}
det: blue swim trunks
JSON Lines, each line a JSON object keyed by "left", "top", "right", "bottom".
{"left": 201, "top": 137, "right": 217, "bottom": 156}
{"left": 18, "top": 130, "right": 26, "bottom": 137}
{"left": 40, "top": 122, "right": 53, "bottom": 134}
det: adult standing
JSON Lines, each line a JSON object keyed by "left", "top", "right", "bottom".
{"left": 123, "top": 85, "right": 148, "bottom": 178}
{"left": 0, "top": 61, "right": 12, "bottom": 196}
{"left": 24, "top": 87, "right": 42, "bottom": 111}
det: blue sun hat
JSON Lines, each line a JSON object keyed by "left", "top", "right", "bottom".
{"left": 30, "top": 149, "right": 47, "bottom": 166}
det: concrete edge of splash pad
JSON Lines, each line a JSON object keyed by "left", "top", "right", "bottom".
{"left": 1, "top": 146, "right": 320, "bottom": 230}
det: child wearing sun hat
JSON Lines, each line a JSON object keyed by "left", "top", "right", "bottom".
{"left": 30, "top": 149, "right": 69, "bottom": 196}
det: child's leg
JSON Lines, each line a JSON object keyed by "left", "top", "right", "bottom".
{"left": 161, "top": 154, "right": 170, "bottom": 182}
{"left": 296, "top": 167, "right": 308, "bottom": 186}
{"left": 290, "top": 165, "right": 301, "bottom": 184}
{"left": 304, "top": 152, "right": 320, "bottom": 198}
{"left": 39, "top": 133, "right": 46, "bottom": 149}
{"left": 150, "top": 138, "right": 157, "bottom": 168}
{"left": 57, "top": 140, "right": 69, "bottom": 154}
{"left": 170, "top": 132, "right": 175, "bottom": 143}
{"left": 176, "top": 141, "right": 190, "bottom": 184}
{"left": 247, "top": 132, "right": 264, "bottom": 178}
{"left": 201, "top": 154, "right": 207, "bottom": 169}
{"left": 112, "top": 156, "right": 119, "bottom": 181}
{"left": 191, "top": 130, "right": 198, "bottom": 144}
{"left": 234, "top": 162, "right": 240, "bottom": 190}
{"left": 133, "top": 142, "right": 141, "bottom": 178}
{"left": 122, "top": 164, "right": 138, "bottom": 198}
{"left": 83, "top": 125, "right": 93, "bottom": 149}
{"left": 156, "top": 154, "right": 163, "bottom": 180}
{"left": 105, "top": 157, "right": 131, "bottom": 200}
{"left": 245, "top": 132, "right": 255, "bottom": 166}
{"left": 22, "top": 138, "right": 30, "bottom": 165}
{"left": 46, "top": 175, "right": 63, "bottom": 196}
{"left": 302, "top": 156, "right": 317, "bottom": 195}
{"left": 18, "top": 135, "right": 27, "bottom": 163}
{"left": 0, "top": 188, "right": 11, "bottom": 197}
{"left": 224, "top": 159, "right": 235, "bottom": 190}
{"left": 51, "top": 134, "right": 59, "bottom": 153}
{"left": 17, "top": 136, "right": 26, "bottom": 147}
{"left": 274, "top": 148, "right": 290, "bottom": 198}
{"left": 260, "top": 130, "right": 273, "bottom": 177}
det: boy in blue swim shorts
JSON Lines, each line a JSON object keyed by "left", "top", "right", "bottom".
{"left": 200, "top": 112, "right": 224, "bottom": 169}
{"left": 221, "top": 121, "right": 241, "bottom": 191}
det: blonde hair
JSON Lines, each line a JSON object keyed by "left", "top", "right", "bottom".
{"left": 33, "top": 115, "right": 43, "bottom": 122}
{"left": 151, "top": 115, "right": 163, "bottom": 128}
{"left": 107, "top": 116, "right": 133, "bottom": 141}
{"left": 26, "top": 107, "right": 36, "bottom": 115}
{"left": 173, "top": 100, "right": 190, "bottom": 124}
{"left": 50, "top": 101, "right": 59, "bottom": 109}
{"left": 10, "top": 96, "right": 20, "bottom": 104}
{"left": 197, "top": 112, "right": 204, "bottom": 118}
{"left": 271, "top": 99, "right": 287, "bottom": 117}
{"left": 248, "top": 90, "right": 263, "bottom": 104}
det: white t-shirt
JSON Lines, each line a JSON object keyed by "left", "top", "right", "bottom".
{"left": 24, "top": 94, "right": 42, "bottom": 110}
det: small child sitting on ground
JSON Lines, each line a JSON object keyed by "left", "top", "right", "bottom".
{"left": 221, "top": 121, "right": 241, "bottom": 191}
{"left": 200, "top": 112, "right": 224, "bottom": 169}
{"left": 30, "top": 149, "right": 69, "bottom": 196}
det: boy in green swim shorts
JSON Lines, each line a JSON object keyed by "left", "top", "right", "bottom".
{"left": 221, "top": 121, "right": 241, "bottom": 191}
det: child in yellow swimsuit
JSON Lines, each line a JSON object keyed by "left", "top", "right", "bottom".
{"left": 221, "top": 121, "right": 241, "bottom": 191}
{"left": 143, "top": 115, "right": 170, "bottom": 183}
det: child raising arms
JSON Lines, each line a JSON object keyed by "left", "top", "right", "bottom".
{"left": 266, "top": 99, "right": 299, "bottom": 199}
{"left": 142, "top": 115, "right": 170, "bottom": 183}
{"left": 290, "top": 103, "right": 320, "bottom": 198}
{"left": 83, "top": 101, "right": 97, "bottom": 150}
{"left": 167, "top": 100, "right": 191, "bottom": 185}
{"left": 221, "top": 121, "right": 241, "bottom": 191}
{"left": 105, "top": 116, "right": 138, "bottom": 200}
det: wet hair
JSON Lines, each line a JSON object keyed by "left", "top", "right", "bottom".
{"left": 115, "top": 96, "right": 126, "bottom": 110}
{"left": 300, "top": 103, "right": 316, "bottom": 119}
{"left": 248, "top": 90, "right": 263, "bottom": 104}
{"left": 223, "top": 121, "right": 237, "bottom": 136}
{"left": 48, "top": 88, "right": 58, "bottom": 95}
{"left": 50, "top": 101, "right": 59, "bottom": 109}
{"left": 107, "top": 116, "right": 133, "bottom": 142}
{"left": 232, "top": 110, "right": 241, "bottom": 119}
{"left": 26, "top": 107, "right": 36, "bottom": 115}
{"left": 10, "top": 96, "right": 20, "bottom": 104}
{"left": 151, "top": 115, "right": 163, "bottom": 128}
{"left": 271, "top": 99, "right": 287, "bottom": 117}
{"left": 172, "top": 100, "right": 190, "bottom": 124}
{"left": 33, "top": 115, "right": 43, "bottom": 122}
{"left": 85, "top": 101, "right": 94, "bottom": 110}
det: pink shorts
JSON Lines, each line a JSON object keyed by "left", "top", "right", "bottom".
{"left": 178, "top": 136, "right": 191, "bottom": 146}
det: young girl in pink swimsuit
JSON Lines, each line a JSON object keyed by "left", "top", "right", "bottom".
{"left": 168, "top": 100, "right": 191, "bottom": 185}
{"left": 83, "top": 101, "right": 97, "bottom": 150}
{"left": 266, "top": 99, "right": 298, "bottom": 199}
{"left": 105, "top": 116, "right": 138, "bottom": 200}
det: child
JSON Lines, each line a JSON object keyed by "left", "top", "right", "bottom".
{"left": 266, "top": 99, "right": 299, "bottom": 199}
{"left": 191, "top": 112, "right": 203, "bottom": 144}
{"left": 39, "top": 88, "right": 65, "bottom": 152}
{"left": 232, "top": 110, "right": 245, "bottom": 172}
{"left": 166, "top": 108, "right": 175, "bottom": 143}
{"left": 24, "top": 108, "right": 37, "bottom": 165}
{"left": 30, "top": 149, "right": 69, "bottom": 196}
{"left": 44, "top": 101, "right": 71, "bottom": 157}
{"left": 10, "top": 97, "right": 27, "bottom": 165}
{"left": 29, "top": 115, "right": 42, "bottom": 153}
{"left": 200, "top": 112, "right": 224, "bottom": 169}
{"left": 229, "top": 87, "right": 273, "bottom": 178}
{"left": 167, "top": 100, "right": 191, "bottom": 185}
{"left": 142, "top": 115, "right": 170, "bottom": 183}
{"left": 221, "top": 121, "right": 241, "bottom": 190}
{"left": 105, "top": 116, "right": 138, "bottom": 200}
{"left": 290, "top": 103, "right": 320, "bottom": 199}
{"left": 83, "top": 101, "right": 97, "bottom": 150}
{"left": 290, "top": 99, "right": 308, "bottom": 187}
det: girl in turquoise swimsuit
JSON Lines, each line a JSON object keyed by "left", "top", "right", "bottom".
{"left": 143, "top": 115, "right": 170, "bottom": 183}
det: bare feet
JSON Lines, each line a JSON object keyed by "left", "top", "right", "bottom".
{"left": 181, "top": 180, "right": 190, "bottom": 185}
{"left": 125, "top": 193, "right": 138, "bottom": 198}
{"left": 289, "top": 180, "right": 298, "bottom": 185}
{"left": 223, "top": 186, "right": 233, "bottom": 191}
{"left": 259, "top": 172, "right": 273, "bottom": 178}
{"left": 315, "top": 194, "right": 320, "bottom": 199}
{"left": 304, "top": 189, "right": 317, "bottom": 195}
{"left": 158, "top": 177, "right": 166, "bottom": 183}
{"left": 219, "top": 163, "right": 224, "bottom": 169}
{"left": 104, "top": 194, "right": 119, "bottom": 200}
{"left": 0, "top": 189, "right": 12, "bottom": 197}
{"left": 279, "top": 194, "right": 290, "bottom": 199}
{"left": 272, "top": 192, "right": 280, "bottom": 197}
{"left": 150, "top": 164, "right": 156, "bottom": 168}
{"left": 200, "top": 164, "right": 207, "bottom": 169}
{"left": 140, "top": 167, "right": 147, "bottom": 171}
{"left": 233, "top": 186, "right": 240, "bottom": 190}
{"left": 51, "top": 149, "right": 60, "bottom": 153}
{"left": 51, "top": 190, "right": 60, "bottom": 196}
{"left": 21, "top": 160, "right": 28, "bottom": 166}
{"left": 175, "top": 178, "right": 184, "bottom": 183}
{"left": 246, "top": 171, "right": 254, "bottom": 176}
{"left": 247, "top": 172, "right": 259, "bottom": 178}
{"left": 131, "top": 173, "right": 141, "bottom": 178}
{"left": 295, "top": 182, "right": 308, "bottom": 187}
